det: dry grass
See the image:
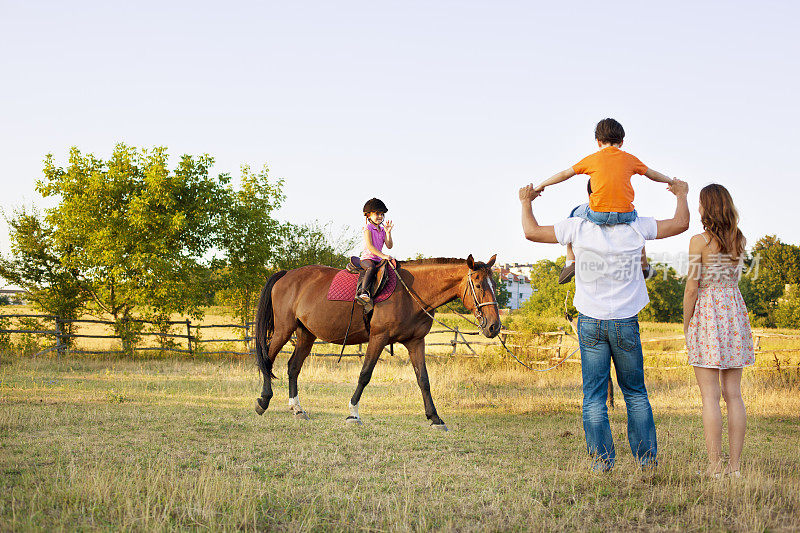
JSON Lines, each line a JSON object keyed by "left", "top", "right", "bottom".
{"left": 1, "top": 349, "right": 799, "bottom": 531}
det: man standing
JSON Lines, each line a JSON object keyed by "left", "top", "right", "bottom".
{"left": 519, "top": 180, "right": 689, "bottom": 471}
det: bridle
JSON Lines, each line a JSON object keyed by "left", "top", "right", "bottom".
{"left": 389, "top": 263, "right": 497, "bottom": 331}
{"left": 391, "top": 262, "right": 579, "bottom": 372}
{"left": 463, "top": 270, "right": 498, "bottom": 330}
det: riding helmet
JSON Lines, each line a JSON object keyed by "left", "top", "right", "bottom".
{"left": 363, "top": 198, "right": 388, "bottom": 215}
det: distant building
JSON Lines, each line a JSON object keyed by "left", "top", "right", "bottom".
{"left": 493, "top": 263, "right": 534, "bottom": 309}
{"left": 0, "top": 288, "right": 27, "bottom": 305}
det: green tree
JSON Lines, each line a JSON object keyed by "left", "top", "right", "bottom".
{"left": 639, "top": 263, "right": 685, "bottom": 322}
{"left": 0, "top": 208, "right": 86, "bottom": 345}
{"left": 774, "top": 285, "right": 800, "bottom": 328}
{"left": 275, "top": 221, "right": 358, "bottom": 271}
{"left": 493, "top": 272, "right": 511, "bottom": 309}
{"left": 520, "top": 256, "right": 576, "bottom": 317}
{"left": 35, "top": 144, "right": 231, "bottom": 351}
{"left": 742, "top": 236, "right": 800, "bottom": 326}
{"left": 215, "top": 164, "right": 285, "bottom": 329}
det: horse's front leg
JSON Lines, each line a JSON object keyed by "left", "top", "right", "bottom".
{"left": 346, "top": 335, "right": 388, "bottom": 425}
{"left": 404, "top": 337, "right": 447, "bottom": 430}
{"left": 287, "top": 326, "right": 315, "bottom": 420}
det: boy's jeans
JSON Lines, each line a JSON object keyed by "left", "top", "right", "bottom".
{"left": 577, "top": 315, "right": 657, "bottom": 470}
{"left": 570, "top": 203, "right": 638, "bottom": 225}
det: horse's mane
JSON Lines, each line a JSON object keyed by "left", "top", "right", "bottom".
{"left": 400, "top": 257, "right": 490, "bottom": 269}
{"left": 400, "top": 257, "right": 464, "bottom": 266}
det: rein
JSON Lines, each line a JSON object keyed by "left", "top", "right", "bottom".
{"left": 390, "top": 263, "right": 495, "bottom": 333}
{"left": 391, "top": 263, "right": 580, "bottom": 372}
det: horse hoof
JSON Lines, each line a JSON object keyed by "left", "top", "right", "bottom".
{"left": 293, "top": 410, "right": 310, "bottom": 420}
{"left": 255, "top": 399, "right": 267, "bottom": 415}
{"left": 431, "top": 423, "right": 448, "bottom": 432}
{"left": 345, "top": 416, "right": 363, "bottom": 426}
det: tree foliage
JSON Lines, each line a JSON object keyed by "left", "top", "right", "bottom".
{"left": 33, "top": 144, "right": 232, "bottom": 350}
{"left": 0, "top": 208, "right": 86, "bottom": 344}
{"left": 639, "top": 263, "right": 685, "bottom": 322}
{"left": 742, "top": 235, "right": 800, "bottom": 327}
{"left": 520, "top": 256, "right": 576, "bottom": 318}
{"left": 275, "top": 221, "right": 358, "bottom": 272}
{"left": 493, "top": 272, "right": 511, "bottom": 309}
{"left": 215, "top": 164, "right": 285, "bottom": 328}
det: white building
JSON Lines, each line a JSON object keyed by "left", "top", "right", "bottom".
{"left": 493, "top": 263, "right": 534, "bottom": 309}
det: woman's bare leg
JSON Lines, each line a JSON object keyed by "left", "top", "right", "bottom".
{"left": 694, "top": 366, "right": 724, "bottom": 474}
{"left": 720, "top": 368, "right": 746, "bottom": 473}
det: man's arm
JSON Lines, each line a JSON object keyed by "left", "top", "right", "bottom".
{"left": 519, "top": 185, "right": 558, "bottom": 243}
{"left": 655, "top": 179, "right": 690, "bottom": 239}
{"left": 534, "top": 168, "right": 576, "bottom": 191}
{"left": 644, "top": 168, "right": 674, "bottom": 184}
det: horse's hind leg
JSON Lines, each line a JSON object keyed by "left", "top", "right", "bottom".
{"left": 256, "top": 324, "right": 295, "bottom": 415}
{"left": 404, "top": 337, "right": 447, "bottom": 430}
{"left": 287, "top": 325, "right": 315, "bottom": 420}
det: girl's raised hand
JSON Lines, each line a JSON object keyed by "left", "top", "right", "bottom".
{"left": 385, "top": 220, "right": 394, "bottom": 233}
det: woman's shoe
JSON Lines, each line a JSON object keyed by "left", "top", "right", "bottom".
{"left": 695, "top": 469, "right": 722, "bottom": 479}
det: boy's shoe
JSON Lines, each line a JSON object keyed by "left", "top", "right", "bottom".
{"left": 356, "top": 292, "right": 371, "bottom": 305}
{"left": 558, "top": 263, "right": 575, "bottom": 284}
{"left": 643, "top": 265, "right": 656, "bottom": 280}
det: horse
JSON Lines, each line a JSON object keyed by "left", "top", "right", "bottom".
{"left": 253, "top": 255, "right": 501, "bottom": 430}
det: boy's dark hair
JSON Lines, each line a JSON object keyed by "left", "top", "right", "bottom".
{"left": 595, "top": 118, "right": 625, "bottom": 145}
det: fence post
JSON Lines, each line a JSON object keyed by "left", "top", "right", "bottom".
{"left": 552, "top": 331, "right": 564, "bottom": 365}
{"left": 245, "top": 322, "right": 250, "bottom": 353}
{"left": 55, "top": 317, "right": 65, "bottom": 358}
{"left": 186, "top": 319, "right": 193, "bottom": 357}
{"left": 452, "top": 327, "right": 459, "bottom": 356}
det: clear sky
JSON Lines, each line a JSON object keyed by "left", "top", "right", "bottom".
{"left": 1, "top": 1, "right": 798, "bottom": 271}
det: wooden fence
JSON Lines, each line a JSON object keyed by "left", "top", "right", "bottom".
{"left": 2, "top": 314, "right": 800, "bottom": 370}
{"left": 0, "top": 314, "right": 514, "bottom": 358}
{"left": 0, "top": 314, "right": 253, "bottom": 357}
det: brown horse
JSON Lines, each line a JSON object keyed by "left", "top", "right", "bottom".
{"left": 253, "top": 255, "right": 501, "bottom": 429}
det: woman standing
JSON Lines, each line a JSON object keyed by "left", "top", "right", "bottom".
{"left": 684, "top": 184, "right": 755, "bottom": 478}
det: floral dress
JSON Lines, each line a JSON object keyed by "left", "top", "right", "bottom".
{"left": 686, "top": 254, "right": 755, "bottom": 369}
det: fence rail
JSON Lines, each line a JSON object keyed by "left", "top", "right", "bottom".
{"left": 2, "top": 314, "right": 800, "bottom": 366}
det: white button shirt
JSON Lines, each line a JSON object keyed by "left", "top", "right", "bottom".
{"left": 554, "top": 217, "right": 658, "bottom": 320}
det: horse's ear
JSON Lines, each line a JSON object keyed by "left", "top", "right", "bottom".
{"left": 466, "top": 254, "right": 475, "bottom": 270}
{"left": 486, "top": 254, "right": 497, "bottom": 268}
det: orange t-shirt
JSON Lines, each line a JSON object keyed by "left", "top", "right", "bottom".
{"left": 572, "top": 146, "right": 648, "bottom": 213}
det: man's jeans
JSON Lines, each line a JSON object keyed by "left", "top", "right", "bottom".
{"left": 577, "top": 315, "right": 657, "bottom": 470}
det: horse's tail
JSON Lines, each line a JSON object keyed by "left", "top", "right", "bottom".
{"left": 255, "top": 270, "right": 288, "bottom": 379}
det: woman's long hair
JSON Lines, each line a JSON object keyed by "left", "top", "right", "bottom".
{"left": 699, "top": 184, "right": 746, "bottom": 258}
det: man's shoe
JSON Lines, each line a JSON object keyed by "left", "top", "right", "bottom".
{"left": 558, "top": 263, "right": 575, "bottom": 284}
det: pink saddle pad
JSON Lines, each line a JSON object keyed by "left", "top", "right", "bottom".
{"left": 327, "top": 268, "right": 397, "bottom": 302}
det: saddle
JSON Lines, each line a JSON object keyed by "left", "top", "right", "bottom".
{"left": 347, "top": 256, "right": 391, "bottom": 309}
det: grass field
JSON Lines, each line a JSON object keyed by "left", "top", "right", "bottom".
{"left": 2, "top": 339, "right": 800, "bottom": 531}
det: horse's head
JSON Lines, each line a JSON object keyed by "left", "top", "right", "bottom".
{"left": 462, "top": 254, "right": 502, "bottom": 338}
